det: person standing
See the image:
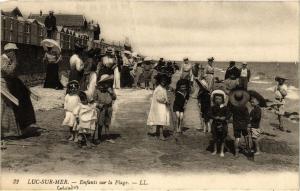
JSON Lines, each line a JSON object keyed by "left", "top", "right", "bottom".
{"left": 121, "top": 50, "right": 134, "bottom": 88}
{"left": 147, "top": 74, "right": 170, "bottom": 141}
{"left": 204, "top": 57, "right": 215, "bottom": 92}
{"left": 1, "top": 43, "right": 39, "bottom": 138}
{"left": 191, "top": 63, "right": 200, "bottom": 98}
{"left": 43, "top": 46, "right": 63, "bottom": 90}
{"left": 274, "top": 76, "right": 290, "bottom": 132}
{"left": 142, "top": 57, "right": 153, "bottom": 90}
{"left": 239, "top": 62, "right": 251, "bottom": 90}
{"left": 69, "top": 42, "right": 85, "bottom": 84}
{"left": 225, "top": 61, "right": 240, "bottom": 80}
{"left": 44, "top": 10, "right": 57, "bottom": 39}
{"left": 180, "top": 57, "right": 193, "bottom": 81}
{"left": 98, "top": 47, "right": 116, "bottom": 88}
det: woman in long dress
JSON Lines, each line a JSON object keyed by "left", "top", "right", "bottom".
{"left": 43, "top": 47, "right": 63, "bottom": 89}
{"left": 113, "top": 63, "right": 121, "bottom": 89}
{"left": 147, "top": 74, "right": 170, "bottom": 141}
{"left": 204, "top": 57, "right": 215, "bottom": 92}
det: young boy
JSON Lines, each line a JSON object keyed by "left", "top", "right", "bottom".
{"left": 209, "top": 90, "right": 231, "bottom": 157}
{"left": 229, "top": 90, "right": 250, "bottom": 157}
{"left": 274, "top": 76, "right": 290, "bottom": 132}
{"left": 93, "top": 74, "right": 117, "bottom": 144}
{"left": 249, "top": 95, "right": 262, "bottom": 155}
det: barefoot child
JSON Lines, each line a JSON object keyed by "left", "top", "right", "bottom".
{"left": 229, "top": 89, "right": 250, "bottom": 157}
{"left": 196, "top": 79, "right": 211, "bottom": 133}
{"left": 76, "top": 91, "right": 97, "bottom": 147}
{"left": 62, "top": 80, "right": 81, "bottom": 142}
{"left": 209, "top": 90, "right": 231, "bottom": 157}
{"left": 249, "top": 95, "right": 262, "bottom": 155}
{"left": 147, "top": 74, "right": 170, "bottom": 141}
{"left": 93, "top": 74, "right": 116, "bottom": 144}
{"left": 173, "top": 79, "right": 189, "bottom": 133}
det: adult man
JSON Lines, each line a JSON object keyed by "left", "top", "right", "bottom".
{"left": 44, "top": 10, "right": 57, "bottom": 39}
{"left": 121, "top": 50, "right": 133, "bottom": 88}
{"left": 225, "top": 61, "right": 240, "bottom": 80}
{"left": 1, "top": 43, "right": 39, "bottom": 138}
{"left": 239, "top": 62, "right": 251, "bottom": 90}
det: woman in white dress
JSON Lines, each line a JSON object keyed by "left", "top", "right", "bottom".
{"left": 204, "top": 57, "right": 215, "bottom": 92}
{"left": 147, "top": 74, "right": 170, "bottom": 141}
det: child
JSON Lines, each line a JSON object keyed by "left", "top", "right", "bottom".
{"left": 249, "top": 95, "right": 262, "bottom": 155}
{"left": 75, "top": 91, "right": 98, "bottom": 147}
{"left": 196, "top": 79, "right": 211, "bottom": 133}
{"left": 62, "top": 80, "right": 81, "bottom": 142}
{"left": 274, "top": 76, "right": 290, "bottom": 132}
{"left": 173, "top": 79, "right": 189, "bottom": 133}
{"left": 229, "top": 90, "right": 250, "bottom": 157}
{"left": 93, "top": 74, "right": 117, "bottom": 144}
{"left": 147, "top": 74, "right": 170, "bottom": 141}
{"left": 209, "top": 90, "right": 231, "bottom": 157}
{"left": 134, "top": 61, "right": 144, "bottom": 88}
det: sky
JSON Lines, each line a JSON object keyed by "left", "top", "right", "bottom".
{"left": 1, "top": 0, "right": 299, "bottom": 62}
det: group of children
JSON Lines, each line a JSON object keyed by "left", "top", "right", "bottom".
{"left": 62, "top": 74, "right": 116, "bottom": 147}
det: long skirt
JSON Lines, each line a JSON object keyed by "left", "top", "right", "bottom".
{"left": 113, "top": 67, "right": 121, "bottom": 89}
{"left": 1, "top": 96, "right": 21, "bottom": 138}
{"left": 205, "top": 74, "right": 214, "bottom": 92}
{"left": 44, "top": 64, "right": 63, "bottom": 89}
{"left": 5, "top": 77, "right": 36, "bottom": 130}
{"left": 121, "top": 66, "right": 133, "bottom": 88}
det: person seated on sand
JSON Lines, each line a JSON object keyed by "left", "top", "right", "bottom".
{"left": 274, "top": 76, "right": 291, "bottom": 133}
{"left": 248, "top": 94, "right": 263, "bottom": 155}
{"left": 209, "top": 90, "right": 231, "bottom": 157}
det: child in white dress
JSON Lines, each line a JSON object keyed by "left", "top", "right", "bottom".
{"left": 62, "top": 80, "right": 80, "bottom": 142}
{"left": 75, "top": 91, "right": 98, "bottom": 147}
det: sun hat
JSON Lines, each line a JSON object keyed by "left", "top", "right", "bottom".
{"left": 132, "top": 52, "right": 138, "bottom": 58}
{"left": 144, "top": 57, "right": 152, "bottom": 62}
{"left": 229, "top": 89, "right": 250, "bottom": 107}
{"left": 97, "top": 74, "right": 114, "bottom": 84}
{"left": 248, "top": 90, "right": 267, "bottom": 107}
{"left": 4, "top": 43, "right": 18, "bottom": 51}
{"left": 211, "top": 89, "right": 227, "bottom": 106}
{"left": 195, "top": 79, "right": 209, "bottom": 91}
{"left": 275, "top": 75, "right": 288, "bottom": 81}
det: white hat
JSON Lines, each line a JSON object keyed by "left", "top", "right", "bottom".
{"left": 144, "top": 57, "right": 152, "bottom": 62}
{"left": 97, "top": 74, "right": 114, "bottom": 84}
{"left": 4, "top": 43, "right": 18, "bottom": 51}
{"left": 211, "top": 89, "right": 228, "bottom": 106}
{"left": 124, "top": 50, "right": 131, "bottom": 55}
{"left": 132, "top": 52, "right": 138, "bottom": 58}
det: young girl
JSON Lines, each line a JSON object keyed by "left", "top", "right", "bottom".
{"left": 62, "top": 80, "right": 81, "bottom": 142}
{"left": 75, "top": 91, "right": 98, "bottom": 147}
{"left": 93, "top": 74, "right": 117, "bottom": 144}
{"left": 209, "top": 90, "right": 231, "bottom": 157}
{"left": 147, "top": 74, "right": 170, "bottom": 141}
{"left": 249, "top": 95, "right": 263, "bottom": 155}
{"left": 173, "top": 79, "right": 190, "bottom": 133}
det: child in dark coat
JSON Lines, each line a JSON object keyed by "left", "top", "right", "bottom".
{"left": 209, "top": 90, "right": 231, "bottom": 157}
{"left": 249, "top": 95, "right": 262, "bottom": 155}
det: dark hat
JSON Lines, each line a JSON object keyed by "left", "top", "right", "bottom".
{"left": 248, "top": 90, "right": 267, "bottom": 107}
{"left": 229, "top": 89, "right": 250, "bottom": 107}
{"left": 156, "top": 73, "right": 169, "bottom": 84}
{"left": 275, "top": 76, "right": 288, "bottom": 81}
{"left": 208, "top": 57, "right": 214, "bottom": 61}
{"left": 67, "top": 80, "right": 79, "bottom": 89}
{"left": 229, "top": 61, "right": 235, "bottom": 65}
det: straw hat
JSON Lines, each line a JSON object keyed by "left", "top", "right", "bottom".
{"left": 4, "top": 43, "right": 18, "bottom": 51}
{"left": 275, "top": 75, "right": 288, "bottom": 81}
{"left": 195, "top": 79, "right": 209, "bottom": 91}
{"left": 97, "top": 74, "right": 114, "bottom": 84}
{"left": 211, "top": 89, "right": 227, "bottom": 106}
{"left": 229, "top": 89, "right": 250, "bottom": 107}
{"left": 132, "top": 52, "right": 138, "bottom": 58}
{"left": 144, "top": 57, "right": 152, "bottom": 62}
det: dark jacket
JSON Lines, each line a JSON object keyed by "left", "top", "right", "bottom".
{"left": 44, "top": 15, "right": 57, "bottom": 30}
{"left": 250, "top": 105, "right": 261, "bottom": 129}
{"left": 225, "top": 66, "right": 240, "bottom": 80}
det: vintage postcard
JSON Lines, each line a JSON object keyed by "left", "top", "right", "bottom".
{"left": 0, "top": 0, "right": 299, "bottom": 190}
